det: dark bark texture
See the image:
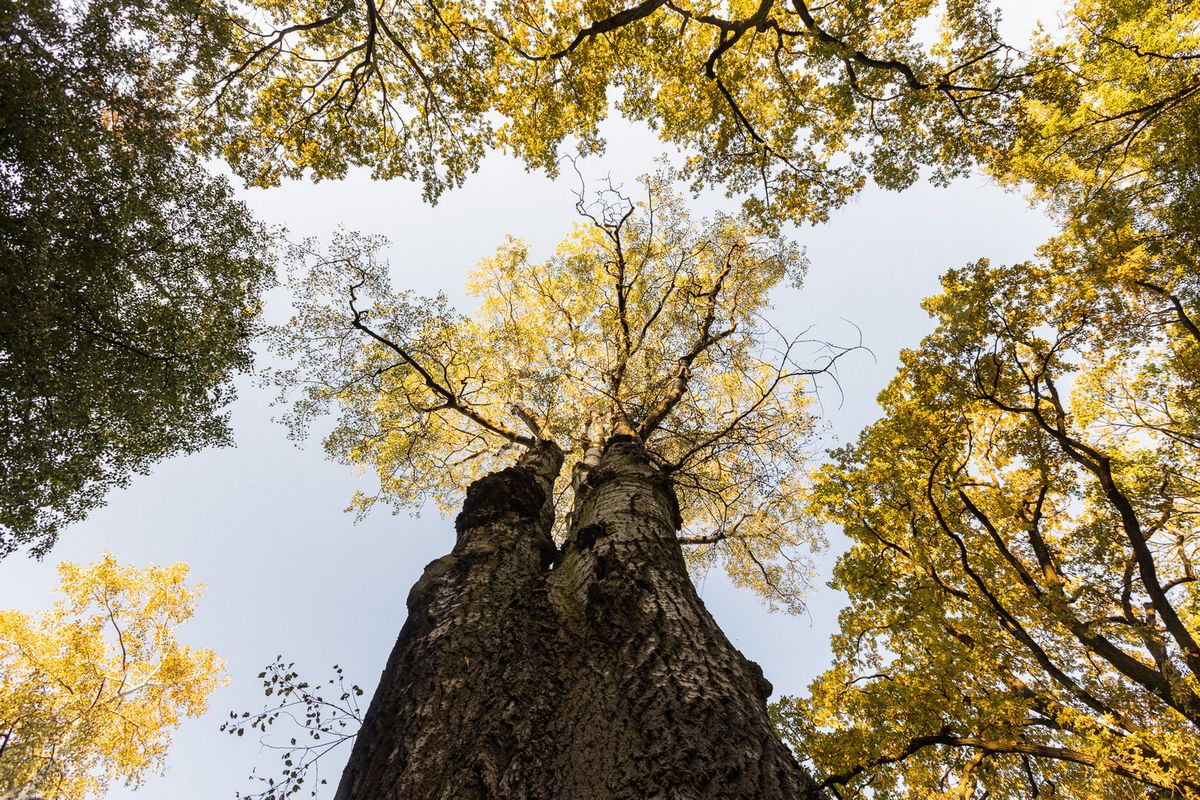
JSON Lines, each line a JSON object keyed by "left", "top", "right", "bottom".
{"left": 335, "top": 439, "right": 823, "bottom": 800}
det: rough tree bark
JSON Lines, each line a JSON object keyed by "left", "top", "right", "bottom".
{"left": 335, "top": 438, "right": 824, "bottom": 799}
{"left": 334, "top": 442, "right": 565, "bottom": 799}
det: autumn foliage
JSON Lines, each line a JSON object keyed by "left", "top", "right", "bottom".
{"left": 0, "top": 557, "right": 224, "bottom": 799}
{"left": 4, "top": 0, "right": 1198, "bottom": 796}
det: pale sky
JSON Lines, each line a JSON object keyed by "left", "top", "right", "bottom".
{"left": 0, "top": 3, "right": 1063, "bottom": 796}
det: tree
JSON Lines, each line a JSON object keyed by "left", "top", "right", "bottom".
{"left": 985, "top": 0, "right": 1200, "bottom": 343}
{"left": 773, "top": 3, "right": 1200, "bottom": 796}
{"left": 271, "top": 179, "right": 846, "bottom": 796}
{"left": 0, "top": 0, "right": 275, "bottom": 557}
{"left": 0, "top": 555, "right": 225, "bottom": 799}
{"left": 779, "top": 255, "right": 1199, "bottom": 798}
{"left": 995, "top": 0, "right": 1200, "bottom": 288}
{"left": 782, "top": 255, "right": 1200, "bottom": 798}
{"left": 193, "top": 0, "right": 1021, "bottom": 222}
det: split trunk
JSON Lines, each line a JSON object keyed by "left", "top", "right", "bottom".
{"left": 335, "top": 438, "right": 823, "bottom": 799}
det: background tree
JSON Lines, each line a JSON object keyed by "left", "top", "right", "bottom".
{"left": 0, "top": 556, "right": 225, "bottom": 799}
{"left": 996, "top": 0, "right": 1200, "bottom": 300}
{"left": 0, "top": 0, "right": 275, "bottom": 557}
{"left": 780, "top": 253, "right": 1199, "bottom": 798}
{"left": 270, "top": 179, "right": 845, "bottom": 796}
{"left": 773, "top": 3, "right": 1200, "bottom": 797}
{"left": 193, "top": 0, "right": 1021, "bottom": 222}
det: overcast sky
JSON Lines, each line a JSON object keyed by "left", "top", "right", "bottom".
{"left": 0, "top": 3, "right": 1064, "bottom": 796}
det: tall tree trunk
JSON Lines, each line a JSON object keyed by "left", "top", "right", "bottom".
{"left": 334, "top": 442, "right": 565, "bottom": 799}
{"left": 543, "top": 437, "right": 821, "bottom": 798}
{"left": 336, "top": 438, "right": 824, "bottom": 799}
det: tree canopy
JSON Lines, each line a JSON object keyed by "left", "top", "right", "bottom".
{"left": 274, "top": 178, "right": 843, "bottom": 608}
{"left": 994, "top": 0, "right": 1199, "bottom": 313}
{"left": 193, "top": 0, "right": 1020, "bottom": 221}
{"left": 776, "top": 2, "right": 1200, "bottom": 795}
{"left": 0, "top": 0, "right": 276, "bottom": 556}
{"left": 779, "top": 252, "right": 1200, "bottom": 798}
{"left": 229, "top": 0, "right": 1200, "bottom": 789}
{"left": 0, "top": 556, "right": 225, "bottom": 799}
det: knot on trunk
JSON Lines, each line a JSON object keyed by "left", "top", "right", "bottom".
{"left": 746, "top": 658, "right": 774, "bottom": 702}
{"left": 405, "top": 553, "right": 461, "bottom": 613}
{"left": 650, "top": 471, "right": 683, "bottom": 531}
{"left": 577, "top": 465, "right": 616, "bottom": 493}
{"left": 605, "top": 432, "right": 641, "bottom": 447}
{"left": 455, "top": 466, "right": 547, "bottom": 535}
{"left": 573, "top": 522, "right": 608, "bottom": 551}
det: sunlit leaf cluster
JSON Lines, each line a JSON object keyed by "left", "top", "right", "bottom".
{"left": 777, "top": 249, "right": 1200, "bottom": 797}
{"left": 0, "top": 557, "right": 225, "bottom": 800}
{"left": 771, "top": 3, "right": 1200, "bottom": 795}
{"left": 993, "top": 0, "right": 1200, "bottom": 326}
{"left": 195, "top": 0, "right": 1021, "bottom": 220}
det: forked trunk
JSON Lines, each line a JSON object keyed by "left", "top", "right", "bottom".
{"left": 336, "top": 438, "right": 823, "bottom": 799}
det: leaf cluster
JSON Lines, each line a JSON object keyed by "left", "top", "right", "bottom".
{"left": 774, "top": 4, "right": 1200, "bottom": 795}
{"left": 221, "top": 658, "right": 364, "bottom": 800}
{"left": 0, "top": 556, "right": 225, "bottom": 800}
{"left": 779, "top": 248, "right": 1200, "bottom": 799}
{"left": 0, "top": 0, "right": 276, "bottom": 556}
{"left": 195, "top": 0, "right": 1023, "bottom": 221}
